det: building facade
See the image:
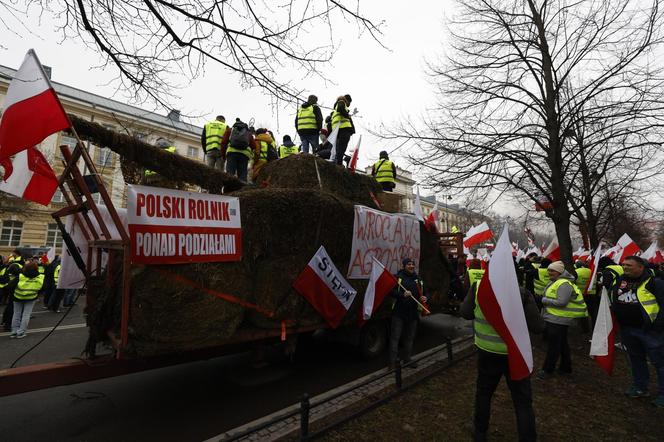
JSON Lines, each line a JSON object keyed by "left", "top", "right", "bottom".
{"left": 0, "top": 65, "right": 203, "bottom": 257}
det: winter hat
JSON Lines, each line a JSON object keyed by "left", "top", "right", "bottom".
{"left": 402, "top": 257, "right": 415, "bottom": 267}
{"left": 344, "top": 94, "right": 352, "bottom": 103}
{"left": 379, "top": 150, "right": 388, "bottom": 159}
{"left": 283, "top": 135, "right": 292, "bottom": 143}
{"left": 548, "top": 261, "right": 565, "bottom": 274}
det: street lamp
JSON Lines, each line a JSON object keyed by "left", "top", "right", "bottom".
{"left": 443, "top": 195, "right": 452, "bottom": 232}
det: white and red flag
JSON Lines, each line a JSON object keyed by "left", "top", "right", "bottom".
{"left": 327, "top": 123, "right": 341, "bottom": 163}
{"left": 602, "top": 244, "right": 621, "bottom": 263}
{"left": 573, "top": 247, "right": 590, "bottom": 261}
{"left": 641, "top": 241, "right": 658, "bottom": 262}
{"left": 425, "top": 201, "right": 439, "bottom": 232}
{"left": 585, "top": 245, "right": 602, "bottom": 295}
{"left": 589, "top": 288, "right": 617, "bottom": 375}
{"left": 614, "top": 233, "right": 640, "bottom": 264}
{"left": 413, "top": 186, "right": 424, "bottom": 221}
{"left": 0, "top": 50, "right": 70, "bottom": 160}
{"left": 476, "top": 224, "right": 533, "bottom": 380}
{"left": 0, "top": 146, "right": 58, "bottom": 205}
{"left": 293, "top": 246, "right": 357, "bottom": 328}
{"left": 543, "top": 238, "right": 560, "bottom": 261}
{"left": 463, "top": 222, "right": 493, "bottom": 248}
{"left": 347, "top": 135, "right": 361, "bottom": 172}
{"left": 361, "top": 257, "right": 398, "bottom": 321}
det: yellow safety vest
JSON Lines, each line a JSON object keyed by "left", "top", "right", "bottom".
{"left": 14, "top": 273, "right": 45, "bottom": 301}
{"left": 533, "top": 267, "right": 550, "bottom": 297}
{"left": 372, "top": 160, "right": 395, "bottom": 184}
{"left": 54, "top": 264, "right": 61, "bottom": 285}
{"left": 257, "top": 141, "right": 270, "bottom": 161}
{"left": 473, "top": 285, "right": 507, "bottom": 354}
{"left": 145, "top": 146, "right": 176, "bottom": 176}
{"left": 544, "top": 278, "right": 588, "bottom": 318}
{"left": 204, "top": 121, "right": 227, "bottom": 152}
{"left": 296, "top": 105, "right": 319, "bottom": 131}
{"left": 279, "top": 145, "right": 299, "bottom": 158}
{"left": 634, "top": 277, "right": 660, "bottom": 323}
{"left": 575, "top": 267, "right": 593, "bottom": 295}
{"left": 467, "top": 269, "right": 485, "bottom": 289}
{"left": 331, "top": 102, "right": 352, "bottom": 130}
{"left": 451, "top": 226, "right": 459, "bottom": 234}
{"left": 0, "top": 267, "right": 7, "bottom": 288}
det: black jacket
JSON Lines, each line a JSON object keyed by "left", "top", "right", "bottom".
{"left": 611, "top": 271, "right": 664, "bottom": 332}
{"left": 391, "top": 269, "right": 427, "bottom": 322}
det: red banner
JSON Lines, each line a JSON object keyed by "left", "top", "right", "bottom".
{"left": 127, "top": 185, "right": 242, "bottom": 264}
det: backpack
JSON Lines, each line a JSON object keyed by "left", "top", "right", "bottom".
{"left": 266, "top": 144, "right": 278, "bottom": 161}
{"left": 229, "top": 123, "right": 250, "bottom": 148}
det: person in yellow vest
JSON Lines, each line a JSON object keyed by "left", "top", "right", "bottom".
{"left": 295, "top": 95, "right": 323, "bottom": 154}
{"left": 330, "top": 94, "right": 355, "bottom": 165}
{"left": 532, "top": 258, "right": 551, "bottom": 299}
{"left": 144, "top": 139, "right": 177, "bottom": 180}
{"left": 460, "top": 279, "right": 542, "bottom": 441}
{"left": 464, "top": 258, "right": 485, "bottom": 296}
{"left": 7, "top": 261, "right": 45, "bottom": 338}
{"left": 201, "top": 115, "right": 230, "bottom": 170}
{"left": 611, "top": 256, "right": 664, "bottom": 407}
{"left": 537, "top": 261, "right": 588, "bottom": 379}
{"left": 278, "top": 135, "right": 299, "bottom": 158}
{"left": 574, "top": 260, "right": 596, "bottom": 329}
{"left": 224, "top": 119, "right": 255, "bottom": 183}
{"left": 251, "top": 128, "right": 277, "bottom": 181}
{"left": 1, "top": 261, "right": 22, "bottom": 331}
{"left": 0, "top": 256, "right": 9, "bottom": 306}
{"left": 371, "top": 151, "right": 396, "bottom": 192}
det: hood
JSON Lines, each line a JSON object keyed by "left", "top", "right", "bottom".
{"left": 558, "top": 270, "right": 576, "bottom": 282}
{"left": 282, "top": 140, "right": 295, "bottom": 147}
{"left": 255, "top": 133, "right": 274, "bottom": 143}
{"left": 23, "top": 266, "right": 40, "bottom": 278}
{"left": 396, "top": 269, "right": 418, "bottom": 279}
{"left": 301, "top": 102, "right": 312, "bottom": 108}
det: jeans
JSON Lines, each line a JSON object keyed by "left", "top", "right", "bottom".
{"left": 299, "top": 133, "right": 319, "bottom": 154}
{"left": 205, "top": 149, "right": 224, "bottom": 170}
{"left": 389, "top": 316, "right": 418, "bottom": 367}
{"left": 225, "top": 152, "right": 249, "bottom": 182}
{"left": 63, "top": 289, "right": 77, "bottom": 307}
{"left": 474, "top": 350, "right": 537, "bottom": 442}
{"left": 11, "top": 300, "right": 36, "bottom": 334}
{"left": 48, "top": 288, "right": 66, "bottom": 311}
{"left": 621, "top": 326, "right": 664, "bottom": 396}
{"left": 542, "top": 322, "right": 571, "bottom": 373}
{"left": 334, "top": 130, "right": 353, "bottom": 165}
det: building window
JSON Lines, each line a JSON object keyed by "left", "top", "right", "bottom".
{"left": 0, "top": 220, "right": 23, "bottom": 247}
{"left": 59, "top": 134, "right": 78, "bottom": 158}
{"left": 45, "top": 223, "right": 64, "bottom": 248}
{"left": 187, "top": 146, "right": 199, "bottom": 159}
{"left": 51, "top": 189, "right": 65, "bottom": 203}
{"left": 96, "top": 147, "right": 113, "bottom": 166}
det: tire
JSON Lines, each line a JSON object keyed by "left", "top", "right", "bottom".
{"left": 359, "top": 320, "right": 388, "bottom": 359}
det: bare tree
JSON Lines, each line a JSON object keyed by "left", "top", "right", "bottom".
{"left": 385, "top": 0, "right": 664, "bottom": 265}
{"left": 3, "top": 1, "right": 383, "bottom": 105}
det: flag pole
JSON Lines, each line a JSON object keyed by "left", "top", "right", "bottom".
{"left": 395, "top": 280, "right": 431, "bottom": 314}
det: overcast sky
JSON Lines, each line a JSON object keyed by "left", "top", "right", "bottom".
{"left": 0, "top": 0, "right": 456, "bottom": 188}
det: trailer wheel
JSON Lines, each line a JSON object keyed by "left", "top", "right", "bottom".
{"left": 359, "top": 320, "right": 387, "bottom": 359}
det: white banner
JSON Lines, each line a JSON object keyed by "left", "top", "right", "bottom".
{"left": 347, "top": 205, "right": 421, "bottom": 279}
{"left": 127, "top": 185, "right": 242, "bottom": 264}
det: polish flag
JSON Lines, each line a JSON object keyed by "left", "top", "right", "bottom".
{"left": 348, "top": 135, "right": 361, "bottom": 172}
{"left": 614, "top": 234, "right": 640, "bottom": 264}
{"left": 641, "top": 241, "right": 658, "bottom": 262}
{"left": 0, "top": 50, "right": 70, "bottom": 160}
{"left": 425, "top": 201, "right": 439, "bottom": 232}
{"left": 361, "top": 257, "right": 398, "bottom": 321}
{"left": 0, "top": 146, "right": 58, "bottom": 205}
{"left": 476, "top": 224, "right": 533, "bottom": 380}
{"left": 573, "top": 246, "right": 589, "bottom": 261}
{"left": 413, "top": 186, "right": 424, "bottom": 221}
{"left": 602, "top": 244, "right": 621, "bottom": 263}
{"left": 463, "top": 222, "right": 493, "bottom": 248}
{"left": 543, "top": 239, "right": 560, "bottom": 261}
{"left": 589, "top": 288, "right": 617, "bottom": 375}
{"left": 525, "top": 246, "right": 541, "bottom": 257}
{"left": 653, "top": 250, "right": 664, "bottom": 264}
{"left": 585, "top": 246, "right": 602, "bottom": 295}
{"left": 293, "top": 246, "right": 357, "bottom": 328}
{"left": 327, "top": 123, "right": 341, "bottom": 163}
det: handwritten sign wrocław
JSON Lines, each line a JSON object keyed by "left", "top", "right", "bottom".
{"left": 127, "top": 185, "right": 242, "bottom": 264}
{"left": 347, "top": 205, "right": 421, "bottom": 279}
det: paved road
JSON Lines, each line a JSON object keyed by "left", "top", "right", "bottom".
{"left": 0, "top": 310, "right": 472, "bottom": 442}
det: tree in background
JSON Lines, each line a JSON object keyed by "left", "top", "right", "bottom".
{"left": 384, "top": 0, "right": 664, "bottom": 266}
{"left": 1, "top": 0, "right": 382, "bottom": 104}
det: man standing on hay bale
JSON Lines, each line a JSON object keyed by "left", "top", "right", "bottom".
{"left": 251, "top": 128, "right": 277, "bottom": 181}
{"left": 201, "top": 115, "right": 230, "bottom": 171}
{"left": 371, "top": 150, "right": 397, "bottom": 192}
{"left": 295, "top": 94, "right": 323, "bottom": 154}
{"left": 144, "top": 138, "right": 177, "bottom": 185}
{"left": 389, "top": 258, "right": 428, "bottom": 370}
{"left": 331, "top": 94, "right": 355, "bottom": 165}
{"left": 224, "top": 118, "right": 255, "bottom": 182}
